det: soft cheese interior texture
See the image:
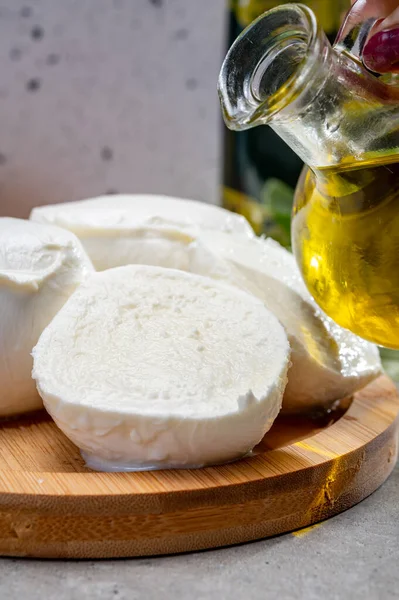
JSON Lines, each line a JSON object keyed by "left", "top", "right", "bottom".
{"left": 0, "top": 217, "right": 94, "bottom": 416}
{"left": 32, "top": 265, "right": 290, "bottom": 470}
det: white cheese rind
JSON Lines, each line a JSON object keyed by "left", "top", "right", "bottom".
{"left": 195, "top": 232, "right": 381, "bottom": 413}
{"left": 32, "top": 265, "right": 290, "bottom": 470}
{"left": 30, "top": 194, "right": 254, "bottom": 270}
{"left": 0, "top": 217, "right": 94, "bottom": 416}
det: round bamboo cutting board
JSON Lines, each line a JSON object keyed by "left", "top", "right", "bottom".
{"left": 0, "top": 375, "right": 397, "bottom": 559}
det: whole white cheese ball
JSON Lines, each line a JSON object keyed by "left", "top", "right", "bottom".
{"left": 32, "top": 265, "right": 290, "bottom": 471}
{"left": 0, "top": 218, "right": 94, "bottom": 417}
{"left": 30, "top": 194, "right": 254, "bottom": 271}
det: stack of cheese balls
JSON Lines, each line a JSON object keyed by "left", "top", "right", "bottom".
{"left": 0, "top": 195, "right": 381, "bottom": 471}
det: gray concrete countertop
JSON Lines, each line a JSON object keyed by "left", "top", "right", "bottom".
{"left": 0, "top": 461, "right": 398, "bottom": 600}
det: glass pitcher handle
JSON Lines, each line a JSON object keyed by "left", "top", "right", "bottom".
{"left": 334, "top": 0, "right": 399, "bottom": 86}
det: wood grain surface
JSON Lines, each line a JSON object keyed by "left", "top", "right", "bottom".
{"left": 0, "top": 375, "right": 397, "bottom": 559}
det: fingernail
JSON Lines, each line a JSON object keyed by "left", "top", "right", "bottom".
{"left": 363, "top": 28, "right": 399, "bottom": 73}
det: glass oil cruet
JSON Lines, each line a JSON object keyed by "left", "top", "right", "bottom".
{"left": 218, "top": 3, "right": 399, "bottom": 349}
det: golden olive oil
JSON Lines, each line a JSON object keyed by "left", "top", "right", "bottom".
{"left": 292, "top": 154, "right": 399, "bottom": 348}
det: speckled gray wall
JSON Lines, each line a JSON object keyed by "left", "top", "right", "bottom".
{"left": 0, "top": 0, "right": 225, "bottom": 217}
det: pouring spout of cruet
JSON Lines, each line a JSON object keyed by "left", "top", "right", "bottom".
{"left": 218, "top": 3, "right": 399, "bottom": 171}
